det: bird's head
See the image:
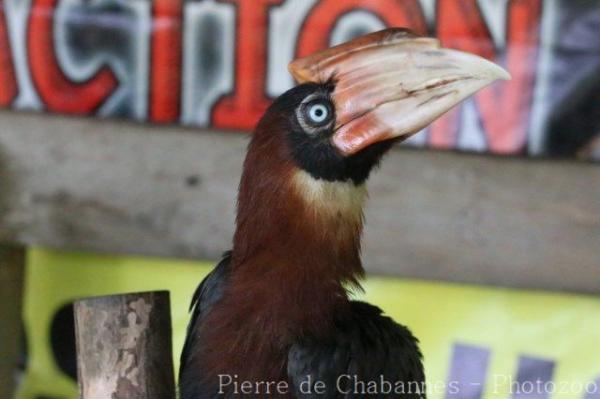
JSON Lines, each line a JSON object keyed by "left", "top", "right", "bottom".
{"left": 254, "top": 28, "right": 509, "bottom": 185}
{"left": 234, "top": 28, "right": 509, "bottom": 268}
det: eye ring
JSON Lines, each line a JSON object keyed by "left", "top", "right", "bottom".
{"left": 299, "top": 98, "right": 334, "bottom": 130}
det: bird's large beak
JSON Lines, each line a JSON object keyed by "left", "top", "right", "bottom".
{"left": 289, "top": 28, "right": 511, "bottom": 156}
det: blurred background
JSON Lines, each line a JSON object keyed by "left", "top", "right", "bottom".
{"left": 0, "top": 0, "right": 598, "bottom": 398}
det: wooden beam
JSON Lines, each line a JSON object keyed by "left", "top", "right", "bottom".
{"left": 0, "top": 110, "right": 598, "bottom": 294}
{"left": 74, "top": 291, "right": 175, "bottom": 399}
{"left": 0, "top": 244, "right": 25, "bottom": 399}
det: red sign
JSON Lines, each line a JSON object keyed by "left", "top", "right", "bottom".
{"left": 0, "top": 0, "right": 598, "bottom": 159}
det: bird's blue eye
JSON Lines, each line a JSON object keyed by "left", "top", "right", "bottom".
{"left": 309, "top": 103, "right": 328, "bottom": 123}
{"left": 304, "top": 100, "right": 332, "bottom": 127}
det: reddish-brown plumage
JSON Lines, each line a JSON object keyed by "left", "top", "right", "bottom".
{"left": 193, "top": 110, "right": 365, "bottom": 391}
{"left": 181, "top": 30, "right": 509, "bottom": 398}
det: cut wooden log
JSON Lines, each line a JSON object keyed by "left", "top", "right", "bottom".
{"left": 74, "top": 291, "right": 175, "bottom": 399}
{"left": 0, "top": 244, "right": 25, "bottom": 399}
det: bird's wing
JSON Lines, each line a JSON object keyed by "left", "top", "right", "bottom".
{"left": 287, "top": 301, "right": 425, "bottom": 399}
{"left": 179, "top": 251, "right": 232, "bottom": 378}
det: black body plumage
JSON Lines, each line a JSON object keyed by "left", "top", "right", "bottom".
{"left": 179, "top": 255, "right": 425, "bottom": 398}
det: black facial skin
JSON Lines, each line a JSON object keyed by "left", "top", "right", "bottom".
{"left": 264, "top": 82, "right": 395, "bottom": 185}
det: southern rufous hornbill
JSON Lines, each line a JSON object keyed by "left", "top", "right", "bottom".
{"left": 180, "top": 28, "right": 509, "bottom": 398}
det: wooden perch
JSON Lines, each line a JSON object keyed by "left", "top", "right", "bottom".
{"left": 74, "top": 291, "right": 175, "bottom": 399}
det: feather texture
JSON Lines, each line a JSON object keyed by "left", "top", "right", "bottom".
{"left": 179, "top": 83, "right": 424, "bottom": 398}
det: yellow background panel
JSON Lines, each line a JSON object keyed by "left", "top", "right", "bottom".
{"left": 18, "top": 248, "right": 600, "bottom": 399}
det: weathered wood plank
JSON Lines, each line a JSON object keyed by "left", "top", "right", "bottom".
{"left": 0, "top": 110, "right": 598, "bottom": 294}
{"left": 74, "top": 291, "right": 175, "bottom": 399}
{"left": 0, "top": 244, "right": 26, "bottom": 399}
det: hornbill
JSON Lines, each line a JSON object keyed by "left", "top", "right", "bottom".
{"left": 180, "top": 28, "right": 509, "bottom": 398}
